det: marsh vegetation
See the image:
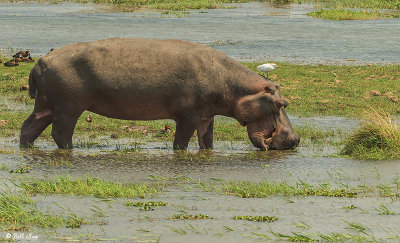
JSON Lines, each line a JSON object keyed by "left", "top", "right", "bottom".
{"left": 1, "top": 12, "right": 400, "bottom": 238}
{"left": 341, "top": 111, "right": 400, "bottom": 160}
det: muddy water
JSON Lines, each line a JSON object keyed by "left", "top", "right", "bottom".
{"left": 1, "top": 2, "right": 400, "bottom": 241}
{"left": 1, "top": 2, "right": 400, "bottom": 64}
{"left": 1, "top": 117, "right": 400, "bottom": 241}
{"left": 29, "top": 190, "right": 400, "bottom": 242}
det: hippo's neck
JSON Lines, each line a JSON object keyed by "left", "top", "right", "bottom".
{"left": 220, "top": 71, "right": 268, "bottom": 118}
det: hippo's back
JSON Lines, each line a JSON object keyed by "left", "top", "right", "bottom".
{"left": 34, "top": 38, "right": 249, "bottom": 120}
{"left": 39, "top": 38, "right": 239, "bottom": 88}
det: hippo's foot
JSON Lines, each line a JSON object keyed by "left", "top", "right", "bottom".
{"left": 197, "top": 117, "right": 214, "bottom": 150}
{"left": 173, "top": 116, "right": 198, "bottom": 150}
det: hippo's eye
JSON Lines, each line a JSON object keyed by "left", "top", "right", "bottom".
{"left": 264, "top": 86, "right": 275, "bottom": 95}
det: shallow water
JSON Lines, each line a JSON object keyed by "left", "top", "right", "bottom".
{"left": 29, "top": 190, "right": 400, "bottom": 242}
{"left": 1, "top": 116, "right": 400, "bottom": 241}
{"left": 1, "top": 2, "right": 400, "bottom": 64}
{"left": 1, "top": 2, "right": 400, "bottom": 241}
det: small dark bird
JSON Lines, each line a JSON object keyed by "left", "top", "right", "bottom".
{"left": 4, "top": 60, "right": 19, "bottom": 67}
{"left": 50, "top": 48, "right": 55, "bottom": 52}
{"left": 13, "top": 50, "right": 30, "bottom": 58}
{"left": 11, "top": 57, "right": 23, "bottom": 62}
{"left": 161, "top": 124, "right": 173, "bottom": 134}
{"left": 21, "top": 57, "right": 34, "bottom": 62}
{"left": 165, "top": 125, "right": 172, "bottom": 132}
{"left": 86, "top": 115, "right": 92, "bottom": 123}
{"left": 20, "top": 85, "right": 29, "bottom": 91}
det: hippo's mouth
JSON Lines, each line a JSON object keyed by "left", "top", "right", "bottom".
{"left": 259, "top": 128, "right": 276, "bottom": 150}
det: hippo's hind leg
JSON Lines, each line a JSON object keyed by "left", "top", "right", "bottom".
{"left": 20, "top": 95, "right": 52, "bottom": 147}
{"left": 51, "top": 104, "right": 83, "bottom": 149}
{"left": 173, "top": 116, "right": 198, "bottom": 150}
{"left": 197, "top": 118, "right": 214, "bottom": 150}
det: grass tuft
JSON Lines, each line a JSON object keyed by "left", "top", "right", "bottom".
{"left": 0, "top": 192, "right": 89, "bottom": 231}
{"left": 233, "top": 215, "right": 278, "bottom": 222}
{"left": 169, "top": 214, "right": 211, "bottom": 220}
{"left": 19, "top": 176, "right": 161, "bottom": 198}
{"left": 307, "top": 9, "right": 380, "bottom": 20}
{"left": 341, "top": 110, "right": 400, "bottom": 160}
{"left": 125, "top": 200, "right": 168, "bottom": 211}
{"left": 201, "top": 180, "right": 358, "bottom": 198}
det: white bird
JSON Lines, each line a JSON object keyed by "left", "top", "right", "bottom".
{"left": 257, "top": 63, "right": 279, "bottom": 78}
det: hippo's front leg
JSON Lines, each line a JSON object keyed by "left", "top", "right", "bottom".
{"left": 197, "top": 118, "right": 214, "bottom": 150}
{"left": 173, "top": 116, "right": 198, "bottom": 150}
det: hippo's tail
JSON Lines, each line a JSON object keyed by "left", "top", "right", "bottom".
{"left": 28, "top": 69, "right": 37, "bottom": 99}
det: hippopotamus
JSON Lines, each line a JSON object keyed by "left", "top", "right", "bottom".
{"left": 20, "top": 38, "right": 299, "bottom": 150}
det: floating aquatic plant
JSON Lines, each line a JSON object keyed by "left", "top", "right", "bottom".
{"left": 233, "top": 215, "right": 278, "bottom": 223}
{"left": 169, "top": 214, "right": 211, "bottom": 220}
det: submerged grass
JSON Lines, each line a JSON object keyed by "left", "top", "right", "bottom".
{"left": 18, "top": 176, "right": 161, "bottom": 198}
{"left": 270, "top": 231, "right": 371, "bottom": 242}
{"left": 233, "top": 215, "right": 278, "bottom": 222}
{"left": 0, "top": 192, "right": 89, "bottom": 231}
{"left": 125, "top": 200, "right": 168, "bottom": 211}
{"left": 125, "top": 201, "right": 168, "bottom": 207}
{"left": 201, "top": 180, "right": 359, "bottom": 198}
{"left": 169, "top": 214, "right": 211, "bottom": 220}
{"left": 200, "top": 177, "right": 400, "bottom": 198}
{"left": 341, "top": 111, "right": 400, "bottom": 160}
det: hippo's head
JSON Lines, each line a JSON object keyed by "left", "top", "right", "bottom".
{"left": 234, "top": 81, "right": 299, "bottom": 150}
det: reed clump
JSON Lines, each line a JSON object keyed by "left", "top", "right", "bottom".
{"left": 341, "top": 111, "right": 400, "bottom": 160}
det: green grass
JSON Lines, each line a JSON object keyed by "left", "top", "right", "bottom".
{"left": 200, "top": 178, "right": 400, "bottom": 198}
{"left": 244, "top": 63, "right": 400, "bottom": 117}
{"left": 320, "top": 0, "right": 400, "bottom": 10}
{"left": 0, "top": 164, "right": 9, "bottom": 170}
{"left": 344, "top": 220, "right": 368, "bottom": 233}
{"left": 49, "top": 0, "right": 248, "bottom": 11}
{"left": 2, "top": 61, "right": 400, "bottom": 154}
{"left": 233, "top": 215, "right": 278, "bottom": 222}
{"left": 18, "top": 176, "right": 161, "bottom": 198}
{"left": 125, "top": 200, "right": 168, "bottom": 210}
{"left": 201, "top": 180, "right": 359, "bottom": 198}
{"left": 375, "top": 204, "right": 395, "bottom": 215}
{"left": 169, "top": 214, "right": 211, "bottom": 220}
{"left": 267, "top": 0, "right": 400, "bottom": 20}
{"left": 307, "top": 9, "right": 400, "bottom": 21}
{"left": 341, "top": 111, "right": 400, "bottom": 160}
{"left": 0, "top": 192, "right": 89, "bottom": 231}
{"left": 265, "top": 0, "right": 400, "bottom": 10}
{"left": 270, "top": 231, "right": 371, "bottom": 242}
{"left": 1, "top": 62, "right": 400, "bottom": 142}
{"left": 125, "top": 200, "right": 168, "bottom": 207}
{"left": 307, "top": 9, "right": 381, "bottom": 20}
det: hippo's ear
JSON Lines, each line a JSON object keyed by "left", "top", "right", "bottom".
{"left": 235, "top": 93, "right": 264, "bottom": 125}
{"left": 264, "top": 86, "right": 275, "bottom": 95}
